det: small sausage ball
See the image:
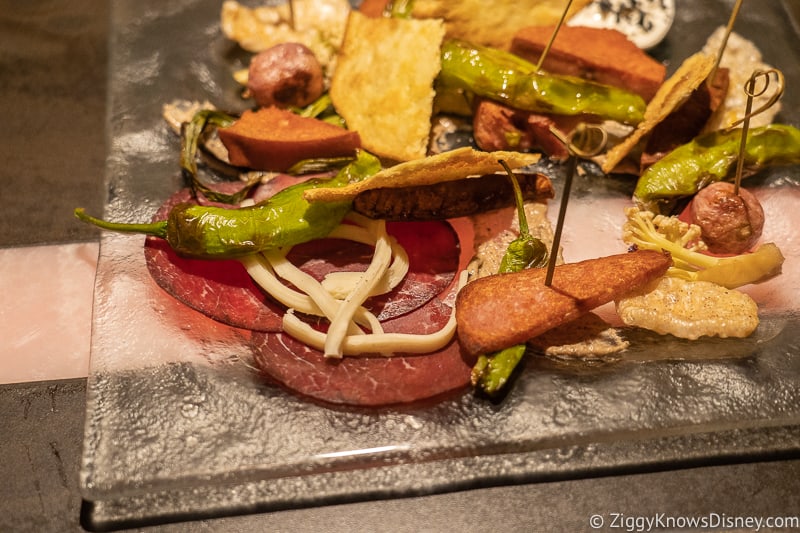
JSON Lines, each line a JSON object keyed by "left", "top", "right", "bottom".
{"left": 247, "top": 43, "right": 324, "bottom": 108}
{"left": 690, "top": 181, "right": 765, "bottom": 254}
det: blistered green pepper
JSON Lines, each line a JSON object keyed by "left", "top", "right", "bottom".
{"left": 75, "top": 150, "right": 381, "bottom": 259}
{"left": 471, "top": 163, "right": 548, "bottom": 397}
{"left": 438, "top": 40, "right": 646, "bottom": 125}
{"left": 635, "top": 124, "right": 800, "bottom": 213}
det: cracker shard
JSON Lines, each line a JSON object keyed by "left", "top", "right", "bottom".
{"left": 330, "top": 11, "right": 445, "bottom": 162}
{"left": 455, "top": 249, "right": 672, "bottom": 356}
{"left": 303, "top": 147, "right": 539, "bottom": 203}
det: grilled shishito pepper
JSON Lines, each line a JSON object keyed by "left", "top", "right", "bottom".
{"left": 471, "top": 163, "right": 548, "bottom": 397}
{"left": 75, "top": 150, "right": 381, "bottom": 259}
{"left": 438, "top": 40, "right": 646, "bottom": 125}
{"left": 635, "top": 124, "right": 800, "bottom": 213}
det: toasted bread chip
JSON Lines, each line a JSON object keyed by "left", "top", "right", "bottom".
{"left": 411, "top": 0, "right": 592, "bottom": 50}
{"left": 601, "top": 53, "right": 715, "bottom": 173}
{"left": 304, "top": 147, "right": 540, "bottom": 203}
{"left": 455, "top": 249, "right": 672, "bottom": 356}
{"left": 330, "top": 11, "right": 445, "bottom": 162}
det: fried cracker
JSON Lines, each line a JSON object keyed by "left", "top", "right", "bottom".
{"left": 303, "top": 147, "right": 540, "bottom": 203}
{"left": 602, "top": 53, "right": 715, "bottom": 173}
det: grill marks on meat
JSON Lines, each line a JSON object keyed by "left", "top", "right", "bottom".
{"left": 352, "top": 170, "right": 554, "bottom": 221}
{"left": 455, "top": 250, "right": 672, "bottom": 356}
{"left": 144, "top": 189, "right": 460, "bottom": 331}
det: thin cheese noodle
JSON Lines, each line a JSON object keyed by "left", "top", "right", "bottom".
{"left": 239, "top": 254, "right": 324, "bottom": 316}
{"left": 282, "top": 270, "right": 468, "bottom": 356}
{"left": 324, "top": 221, "right": 393, "bottom": 357}
{"left": 322, "top": 235, "right": 409, "bottom": 297}
{"left": 326, "top": 223, "right": 374, "bottom": 244}
{"left": 241, "top": 253, "right": 382, "bottom": 331}
{"left": 238, "top": 201, "right": 448, "bottom": 357}
{"left": 263, "top": 248, "right": 372, "bottom": 336}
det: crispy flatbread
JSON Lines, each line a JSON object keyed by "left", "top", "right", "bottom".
{"left": 601, "top": 53, "right": 715, "bottom": 173}
{"left": 330, "top": 11, "right": 445, "bottom": 162}
{"left": 303, "top": 147, "right": 540, "bottom": 203}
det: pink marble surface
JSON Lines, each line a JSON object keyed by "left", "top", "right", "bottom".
{"left": 0, "top": 242, "right": 98, "bottom": 384}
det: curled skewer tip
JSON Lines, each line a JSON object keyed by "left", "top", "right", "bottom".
{"left": 549, "top": 123, "right": 609, "bottom": 159}
{"left": 726, "top": 68, "right": 785, "bottom": 131}
{"left": 543, "top": 123, "right": 608, "bottom": 286}
{"left": 730, "top": 68, "right": 785, "bottom": 196}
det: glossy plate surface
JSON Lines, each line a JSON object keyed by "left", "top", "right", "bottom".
{"left": 81, "top": 0, "right": 800, "bottom": 529}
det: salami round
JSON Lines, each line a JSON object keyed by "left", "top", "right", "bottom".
{"left": 144, "top": 188, "right": 460, "bottom": 331}
{"left": 251, "top": 293, "right": 477, "bottom": 406}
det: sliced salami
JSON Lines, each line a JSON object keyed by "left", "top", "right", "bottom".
{"left": 144, "top": 189, "right": 460, "bottom": 331}
{"left": 251, "top": 293, "right": 477, "bottom": 406}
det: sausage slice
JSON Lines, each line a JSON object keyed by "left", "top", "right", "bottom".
{"left": 455, "top": 249, "right": 672, "bottom": 356}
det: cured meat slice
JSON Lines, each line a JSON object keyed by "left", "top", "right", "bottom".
{"left": 144, "top": 189, "right": 460, "bottom": 331}
{"left": 251, "top": 292, "right": 476, "bottom": 406}
{"left": 144, "top": 189, "right": 285, "bottom": 331}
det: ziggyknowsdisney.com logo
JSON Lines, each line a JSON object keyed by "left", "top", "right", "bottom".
{"left": 588, "top": 511, "right": 800, "bottom": 531}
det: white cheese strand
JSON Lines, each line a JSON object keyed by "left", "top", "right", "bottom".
{"left": 324, "top": 219, "right": 393, "bottom": 357}
{"left": 282, "top": 270, "right": 468, "bottom": 356}
{"left": 238, "top": 202, "right": 451, "bottom": 357}
{"left": 239, "top": 253, "right": 323, "bottom": 316}
{"left": 325, "top": 213, "right": 410, "bottom": 296}
{"left": 240, "top": 252, "right": 383, "bottom": 332}
{"left": 321, "top": 237, "right": 409, "bottom": 298}
{"left": 263, "top": 248, "right": 380, "bottom": 336}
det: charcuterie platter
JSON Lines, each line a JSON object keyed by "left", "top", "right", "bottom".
{"left": 80, "top": 0, "right": 800, "bottom": 529}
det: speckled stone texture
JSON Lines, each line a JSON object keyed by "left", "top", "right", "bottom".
{"left": 0, "top": 0, "right": 108, "bottom": 247}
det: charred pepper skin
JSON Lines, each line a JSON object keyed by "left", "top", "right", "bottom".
{"left": 75, "top": 150, "right": 381, "bottom": 259}
{"left": 635, "top": 124, "right": 800, "bottom": 213}
{"left": 439, "top": 40, "right": 647, "bottom": 125}
{"left": 471, "top": 167, "right": 548, "bottom": 397}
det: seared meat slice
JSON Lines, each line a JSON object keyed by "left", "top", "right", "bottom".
{"left": 472, "top": 98, "right": 583, "bottom": 160}
{"left": 455, "top": 249, "right": 672, "bottom": 356}
{"left": 352, "top": 172, "right": 554, "bottom": 221}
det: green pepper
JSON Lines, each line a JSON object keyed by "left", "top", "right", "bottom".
{"left": 635, "top": 124, "right": 800, "bottom": 213}
{"left": 438, "top": 40, "right": 646, "bottom": 125}
{"left": 471, "top": 162, "right": 548, "bottom": 397}
{"left": 75, "top": 150, "right": 382, "bottom": 259}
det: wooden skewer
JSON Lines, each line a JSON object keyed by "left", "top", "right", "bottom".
{"left": 535, "top": 0, "right": 575, "bottom": 72}
{"left": 731, "top": 68, "right": 784, "bottom": 195}
{"left": 709, "top": 0, "right": 744, "bottom": 87}
{"left": 544, "top": 153, "right": 576, "bottom": 286}
{"left": 544, "top": 124, "right": 607, "bottom": 286}
{"left": 733, "top": 74, "right": 756, "bottom": 196}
